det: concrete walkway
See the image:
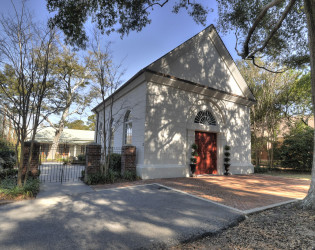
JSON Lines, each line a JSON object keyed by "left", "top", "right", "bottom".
{"left": 0, "top": 184, "right": 244, "bottom": 249}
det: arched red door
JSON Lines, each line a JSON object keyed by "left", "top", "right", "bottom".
{"left": 195, "top": 131, "right": 217, "bottom": 175}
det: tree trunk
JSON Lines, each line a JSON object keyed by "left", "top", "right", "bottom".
{"left": 102, "top": 92, "right": 107, "bottom": 175}
{"left": 46, "top": 106, "right": 69, "bottom": 160}
{"left": 303, "top": 0, "right": 315, "bottom": 209}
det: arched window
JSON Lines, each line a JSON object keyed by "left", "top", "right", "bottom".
{"left": 124, "top": 111, "right": 132, "bottom": 144}
{"left": 194, "top": 110, "right": 216, "bottom": 126}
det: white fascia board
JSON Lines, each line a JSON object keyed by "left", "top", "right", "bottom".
{"left": 145, "top": 71, "right": 256, "bottom": 107}
{"left": 94, "top": 72, "right": 147, "bottom": 113}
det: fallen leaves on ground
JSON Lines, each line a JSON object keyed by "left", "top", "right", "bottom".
{"left": 170, "top": 203, "right": 315, "bottom": 250}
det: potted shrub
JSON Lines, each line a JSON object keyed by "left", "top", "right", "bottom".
{"left": 224, "top": 145, "right": 231, "bottom": 175}
{"left": 190, "top": 143, "right": 198, "bottom": 176}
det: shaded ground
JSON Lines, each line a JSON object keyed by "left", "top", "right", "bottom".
{"left": 260, "top": 172, "right": 311, "bottom": 180}
{"left": 170, "top": 203, "right": 315, "bottom": 250}
{"left": 93, "top": 174, "right": 310, "bottom": 211}
{"left": 0, "top": 184, "right": 244, "bottom": 250}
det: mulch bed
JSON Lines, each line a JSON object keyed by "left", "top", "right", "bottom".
{"left": 170, "top": 202, "right": 315, "bottom": 249}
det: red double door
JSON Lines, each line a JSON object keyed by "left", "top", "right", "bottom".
{"left": 195, "top": 131, "right": 217, "bottom": 175}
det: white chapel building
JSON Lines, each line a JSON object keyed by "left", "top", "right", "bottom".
{"left": 92, "top": 25, "right": 256, "bottom": 179}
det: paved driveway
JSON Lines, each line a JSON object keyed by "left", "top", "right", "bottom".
{"left": 0, "top": 184, "right": 244, "bottom": 250}
{"left": 93, "top": 175, "right": 311, "bottom": 213}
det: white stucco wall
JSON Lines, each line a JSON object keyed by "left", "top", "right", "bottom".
{"left": 96, "top": 81, "right": 147, "bottom": 165}
{"left": 147, "top": 27, "right": 246, "bottom": 97}
{"left": 138, "top": 81, "right": 253, "bottom": 179}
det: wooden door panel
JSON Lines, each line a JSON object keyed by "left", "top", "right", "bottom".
{"left": 195, "top": 132, "right": 217, "bottom": 175}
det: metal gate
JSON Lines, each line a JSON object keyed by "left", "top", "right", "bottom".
{"left": 38, "top": 143, "right": 86, "bottom": 183}
{"left": 39, "top": 163, "right": 85, "bottom": 183}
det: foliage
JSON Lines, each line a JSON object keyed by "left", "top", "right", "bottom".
{"left": 0, "top": 168, "right": 18, "bottom": 180}
{"left": 65, "top": 120, "right": 92, "bottom": 130}
{"left": 217, "top": 0, "right": 308, "bottom": 69}
{"left": 84, "top": 169, "right": 138, "bottom": 185}
{"left": 62, "top": 157, "right": 71, "bottom": 165}
{"left": 122, "top": 170, "right": 138, "bottom": 181}
{"left": 280, "top": 124, "right": 314, "bottom": 172}
{"left": 238, "top": 59, "right": 311, "bottom": 168}
{"left": 190, "top": 143, "right": 198, "bottom": 164}
{"left": 254, "top": 166, "right": 269, "bottom": 173}
{"left": 77, "top": 154, "right": 86, "bottom": 162}
{"left": 0, "top": 3, "right": 58, "bottom": 186}
{"left": 0, "top": 177, "right": 40, "bottom": 199}
{"left": 0, "top": 139, "right": 16, "bottom": 169}
{"left": 107, "top": 153, "right": 121, "bottom": 172}
{"left": 224, "top": 145, "right": 231, "bottom": 175}
{"left": 87, "top": 114, "right": 96, "bottom": 131}
{"left": 47, "top": 0, "right": 208, "bottom": 48}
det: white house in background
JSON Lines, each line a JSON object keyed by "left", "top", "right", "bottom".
{"left": 34, "top": 127, "right": 95, "bottom": 160}
{"left": 92, "top": 25, "right": 256, "bottom": 179}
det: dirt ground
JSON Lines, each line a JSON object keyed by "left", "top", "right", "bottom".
{"left": 170, "top": 202, "right": 315, "bottom": 250}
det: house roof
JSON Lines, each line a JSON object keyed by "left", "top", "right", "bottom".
{"left": 34, "top": 127, "right": 95, "bottom": 144}
{"left": 92, "top": 25, "right": 256, "bottom": 112}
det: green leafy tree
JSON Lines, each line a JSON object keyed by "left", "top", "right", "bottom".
{"left": 87, "top": 114, "right": 96, "bottom": 131}
{"left": 216, "top": 0, "right": 315, "bottom": 209}
{"left": 45, "top": 45, "right": 93, "bottom": 159}
{"left": 47, "top": 0, "right": 208, "bottom": 48}
{"left": 238, "top": 60, "right": 309, "bottom": 168}
{"left": 280, "top": 123, "right": 314, "bottom": 171}
{"left": 65, "top": 120, "right": 91, "bottom": 130}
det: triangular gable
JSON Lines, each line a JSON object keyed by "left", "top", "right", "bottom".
{"left": 146, "top": 25, "right": 255, "bottom": 100}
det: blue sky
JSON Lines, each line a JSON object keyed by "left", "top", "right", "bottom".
{"left": 1, "top": 0, "right": 240, "bottom": 81}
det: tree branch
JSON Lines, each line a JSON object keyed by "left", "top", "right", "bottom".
{"left": 242, "top": 0, "right": 284, "bottom": 58}
{"left": 145, "top": 0, "right": 169, "bottom": 10}
{"left": 247, "top": 0, "right": 297, "bottom": 58}
{"left": 248, "top": 57, "right": 286, "bottom": 73}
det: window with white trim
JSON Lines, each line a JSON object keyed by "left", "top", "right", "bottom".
{"left": 194, "top": 110, "right": 216, "bottom": 126}
{"left": 124, "top": 111, "right": 132, "bottom": 144}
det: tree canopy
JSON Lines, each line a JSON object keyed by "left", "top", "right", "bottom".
{"left": 47, "top": 0, "right": 208, "bottom": 48}
{"left": 216, "top": 0, "right": 309, "bottom": 69}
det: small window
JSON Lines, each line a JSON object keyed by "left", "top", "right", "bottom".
{"left": 110, "top": 128, "right": 114, "bottom": 147}
{"left": 194, "top": 110, "right": 216, "bottom": 126}
{"left": 124, "top": 111, "right": 132, "bottom": 144}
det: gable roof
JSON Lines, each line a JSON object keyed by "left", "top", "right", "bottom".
{"left": 92, "top": 25, "right": 255, "bottom": 112}
{"left": 34, "top": 128, "right": 95, "bottom": 144}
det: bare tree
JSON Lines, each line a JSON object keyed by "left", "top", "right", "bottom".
{"left": 0, "top": 1, "right": 57, "bottom": 186}
{"left": 88, "top": 31, "right": 125, "bottom": 174}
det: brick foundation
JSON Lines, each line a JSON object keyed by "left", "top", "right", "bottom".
{"left": 23, "top": 141, "right": 40, "bottom": 177}
{"left": 121, "top": 146, "right": 136, "bottom": 175}
{"left": 85, "top": 143, "right": 101, "bottom": 181}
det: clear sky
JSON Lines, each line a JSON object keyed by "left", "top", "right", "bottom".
{"left": 0, "top": 0, "right": 240, "bottom": 82}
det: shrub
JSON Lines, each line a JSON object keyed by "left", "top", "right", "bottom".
{"left": 77, "top": 154, "right": 86, "bottom": 162}
{"left": 0, "top": 168, "right": 18, "bottom": 180}
{"left": 0, "top": 177, "right": 40, "bottom": 198}
{"left": 84, "top": 169, "right": 139, "bottom": 185}
{"left": 123, "top": 170, "right": 138, "bottom": 181}
{"left": 0, "top": 139, "right": 16, "bottom": 169}
{"left": 254, "top": 166, "right": 269, "bottom": 173}
{"left": 106, "top": 153, "right": 121, "bottom": 172}
{"left": 280, "top": 125, "right": 313, "bottom": 172}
